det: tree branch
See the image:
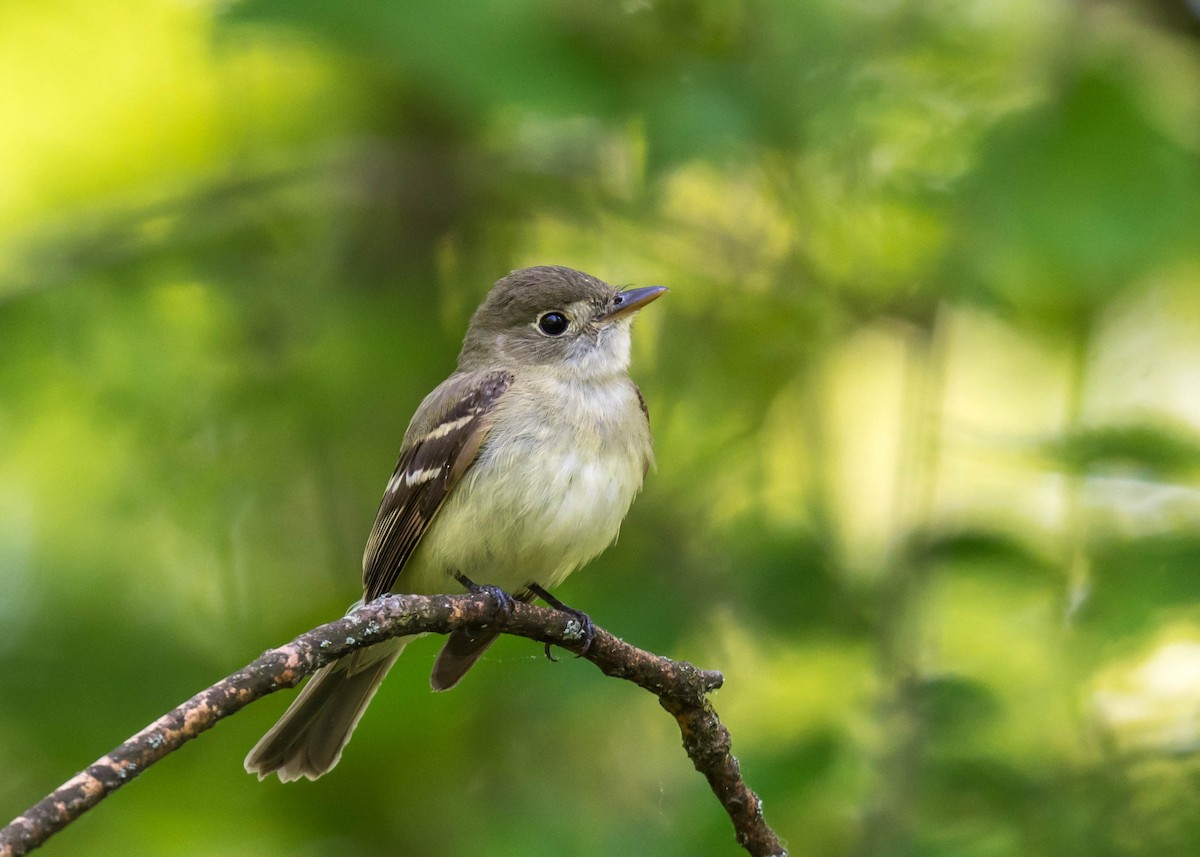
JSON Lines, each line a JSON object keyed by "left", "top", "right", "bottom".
{"left": 0, "top": 592, "right": 787, "bottom": 857}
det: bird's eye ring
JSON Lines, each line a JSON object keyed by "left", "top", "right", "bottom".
{"left": 537, "top": 311, "right": 569, "bottom": 336}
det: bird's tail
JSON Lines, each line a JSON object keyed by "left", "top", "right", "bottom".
{"left": 244, "top": 636, "right": 409, "bottom": 781}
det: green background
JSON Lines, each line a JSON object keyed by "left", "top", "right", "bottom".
{"left": 4, "top": 1, "right": 1200, "bottom": 855}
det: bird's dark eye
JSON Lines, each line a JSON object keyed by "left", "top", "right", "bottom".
{"left": 537, "top": 311, "right": 569, "bottom": 336}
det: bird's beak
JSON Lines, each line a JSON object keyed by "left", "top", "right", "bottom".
{"left": 604, "top": 286, "right": 668, "bottom": 321}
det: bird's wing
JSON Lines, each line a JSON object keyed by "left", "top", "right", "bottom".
{"left": 361, "top": 369, "right": 514, "bottom": 602}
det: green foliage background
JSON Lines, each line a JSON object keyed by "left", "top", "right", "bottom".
{"left": 3, "top": 1, "right": 1200, "bottom": 854}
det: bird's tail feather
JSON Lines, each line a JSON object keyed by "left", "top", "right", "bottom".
{"left": 244, "top": 636, "right": 409, "bottom": 781}
{"left": 430, "top": 628, "right": 500, "bottom": 691}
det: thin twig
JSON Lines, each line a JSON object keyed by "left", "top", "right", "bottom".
{"left": 0, "top": 592, "right": 787, "bottom": 857}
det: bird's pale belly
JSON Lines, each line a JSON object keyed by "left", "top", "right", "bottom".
{"left": 398, "top": 414, "right": 646, "bottom": 596}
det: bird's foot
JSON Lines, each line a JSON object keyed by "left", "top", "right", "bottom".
{"left": 452, "top": 571, "right": 515, "bottom": 624}
{"left": 526, "top": 584, "right": 595, "bottom": 661}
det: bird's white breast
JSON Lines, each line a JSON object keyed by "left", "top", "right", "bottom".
{"left": 400, "top": 375, "right": 650, "bottom": 595}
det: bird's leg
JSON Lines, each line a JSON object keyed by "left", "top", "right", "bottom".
{"left": 452, "top": 571, "right": 515, "bottom": 626}
{"left": 525, "top": 583, "right": 596, "bottom": 660}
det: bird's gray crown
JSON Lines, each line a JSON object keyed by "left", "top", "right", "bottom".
{"left": 472, "top": 266, "right": 614, "bottom": 332}
{"left": 457, "top": 266, "right": 624, "bottom": 372}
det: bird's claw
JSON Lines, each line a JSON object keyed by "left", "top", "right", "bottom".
{"left": 527, "top": 583, "right": 595, "bottom": 660}
{"left": 453, "top": 571, "right": 515, "bottom": 623}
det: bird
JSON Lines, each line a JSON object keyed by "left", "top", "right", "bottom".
{"left": 245, "top": 265, "right": 666, "bottom": 781}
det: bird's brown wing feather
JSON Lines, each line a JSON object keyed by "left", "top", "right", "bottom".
{"left": 361, "top": 369, "right": 514, "bottom": 602}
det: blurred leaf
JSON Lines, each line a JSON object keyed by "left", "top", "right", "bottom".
{"left": 719, "top": 522, "right": 870, "bottom": 639}
{"left": 1044, "top": 423, "right": 1200, "bottom": 478}
{"left": 1078, "top": 534, "right": 1200, "bottom": 643}
{"left": 910, "top": 529, "right": 1058, "bottom": 583}
{"left": 952, "top": 63, "right": 1200, "bottom": 321}
{"left": 926, "top": 757, "right": 1042, "bottom": 819}
{"left": 227, "top": 0, "right": 623, "bottom": 120}
{"left": 223, "top": 0, "right": 827, "bottom": 169}
{"left": 917, "top": 675, "right": 1004, "bottom": 742}
{"left": 751, "top": 728, "right": 843, "bottom": 796}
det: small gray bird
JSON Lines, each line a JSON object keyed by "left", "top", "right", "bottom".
{"left": 245, "top": 265, "right": 666, "bottom": 781}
